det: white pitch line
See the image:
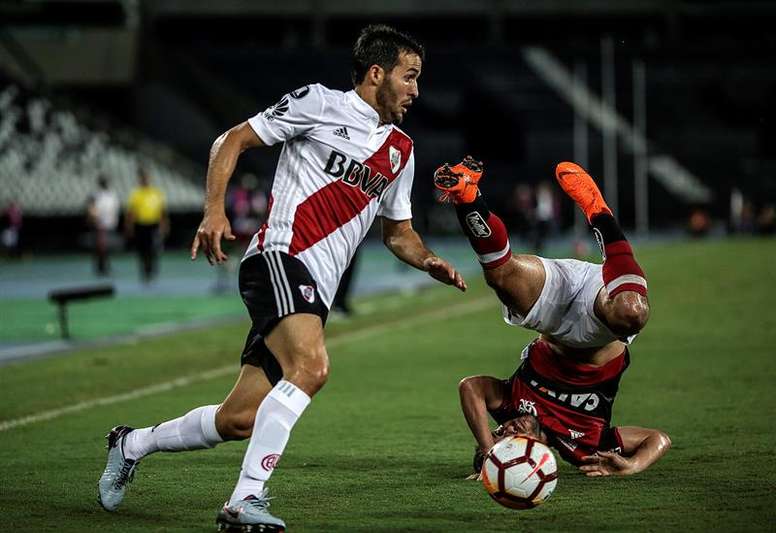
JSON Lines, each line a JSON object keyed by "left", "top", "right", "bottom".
{"left": 0, "top": 296, "right": 495, "bottom": 432}
{"left": 0, "top": 367, "right": 235, "bottom": 432}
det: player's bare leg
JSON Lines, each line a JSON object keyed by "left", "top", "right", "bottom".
{"left": 216, "top": 365, "right": 274, "bottom": 440}
{"left": 98, "top": 314, "right": 326, "bottom": 532}
{"left": 434, "top": 157, "right": 545, "bottom": 316}
{"left": 99, "top": 363, "right": 274, "bottom": 513}
{"left": 555, "top": 162, "right": 649, "bottom": 335}
{"left": 99, "top": 400, "right": 226, "bottom": 511}
{"left": 217, "top": 313, "right": 328, "bottom": 532}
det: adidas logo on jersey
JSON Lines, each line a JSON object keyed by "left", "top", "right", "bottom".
{"left": 333, "top": 126, "right": 350, "bottom": 140}
{"left": 569, "top": 429, "right": 585, "bottom": 440}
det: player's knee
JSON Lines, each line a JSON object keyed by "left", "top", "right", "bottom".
{"left": 610, "top": 292, "right": 649, "bottom": 335}
{"left": 215, "top": 408, "right": 254, "bottom": 441}
{"left": 283, "top": 345, "right": 329, "bottom": 395}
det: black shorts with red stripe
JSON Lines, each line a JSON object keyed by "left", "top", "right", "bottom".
{"left": 238, "top": 250, "right": 328, "bottom": 385}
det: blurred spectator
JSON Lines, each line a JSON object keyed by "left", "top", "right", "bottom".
{"left": 505, "top": 183, "right": 534, "bottom": 242}
{"left": 87, "top": 175, "right": 120, "bottom": 275}
{"left": 212, "top": 174, "right": 270, "bottom": 293}
{"left": 1, "top": 201, "right": 23, "bottom": 258}
{"left": 125, "top": 168, "right": 168, "bottom": 283}
{"left": 688, "top": 207, "right": 711, "bottom": 238}
{"left": 757, "top": 204, "right": 775, "bottom": 235}
{"left": 228, "top": 173, "right": 268, "bottom": 243}
{"left": 532, "top": 181, "right": 558, "bottom": 254}
{"left": 729, "top": 188, "right": 755, "bottom": 234}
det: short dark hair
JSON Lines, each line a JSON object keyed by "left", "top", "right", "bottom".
{"left": 351, "top": 24, "right": 425, "bottom": 86}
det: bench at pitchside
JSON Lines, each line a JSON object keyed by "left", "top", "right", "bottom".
{"left": 48, "top": 284, "right": 115, "bottom": 339}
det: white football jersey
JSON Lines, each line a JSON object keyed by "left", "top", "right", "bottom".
{"left": 244, "top": 83, "right": 415, "bottom": 308}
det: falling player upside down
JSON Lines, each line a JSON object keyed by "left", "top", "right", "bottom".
{"left": 434, "top": 157, "right": 671, "bottom": 477}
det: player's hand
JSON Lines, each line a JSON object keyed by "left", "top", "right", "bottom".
{"left": 191, "top": 210, "right": 236, "bottom": 264}
{"left": 579, "top": 451, "right": 638, "bottom": 477}
{"left": 422, "top": 256, "right": 467, "bottom": 292}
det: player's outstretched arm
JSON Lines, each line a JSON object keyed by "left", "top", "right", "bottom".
{"left": 381, "top": 217, "right": 466, "bottom": 291}
{"left": 579, "top": 426, "right": 671, "bottom": 477}
{"left": 458, "top": 376, "right": 508, "bottom": 457}
{"left": 191, "top": 121, "right": 265, "bottom": 264}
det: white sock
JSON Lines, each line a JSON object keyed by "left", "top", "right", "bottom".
{"left": 123, "top": 404, "right": 223, "bottom": 460}
{"left": 229, "top": 380, "right": 311, "bottom": 504}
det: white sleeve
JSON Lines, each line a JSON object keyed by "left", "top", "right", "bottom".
{"left": 377, "top": 149, "right": 414, "bottom": 221}
{"left": 247, "top": 84, "right": 325, "bottom": 146}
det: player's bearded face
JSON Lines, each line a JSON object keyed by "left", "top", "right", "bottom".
{"left": 376, "top": 52, "right": 421, "bottom": 125}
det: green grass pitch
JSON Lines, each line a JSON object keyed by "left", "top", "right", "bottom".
{"left": 1, "top": 238, "right": 775, "bottom": 531}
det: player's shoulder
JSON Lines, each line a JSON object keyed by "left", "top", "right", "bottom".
{"left": 388, "top": 124, "right": 414, "bottom": 152}
{"left": 279, "top": 83, "right": 342, "bottom": 118}
{"left": 286, "top": 83, "right": 339, "bottom": 103}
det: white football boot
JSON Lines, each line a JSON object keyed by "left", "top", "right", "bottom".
{"left": 97, "top": 425, "right": 140, "bottom": 511}
{"left": 216, "top": 490, "right": 286, "bottom": 532}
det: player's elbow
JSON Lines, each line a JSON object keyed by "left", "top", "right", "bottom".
{"left": 458, "top": 376, "right": 491, "bottom": 407}
{"left": 656, "top": 430, "right": 672, "bottom": 451}
{"left": 212, "top": 122, "right": 260, "bottom": 155}
{"left": 458, "top": 376, "right": 480, "bottom": 400}
{"left": 381, "top": 233, "right": 396, "bottom": 251}
{"left": 458, "top": 376, "right": 474, "bottom": 395}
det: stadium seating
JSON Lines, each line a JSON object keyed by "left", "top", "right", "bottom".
{"left": 0, "top": 82, "right": 203, "bottom": 216}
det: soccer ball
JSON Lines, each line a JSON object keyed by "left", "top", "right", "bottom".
{"left": 481, "top": 436, "right": 558, "bottom": 509}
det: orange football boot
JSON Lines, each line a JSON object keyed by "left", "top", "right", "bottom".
{"left": 434, "top": 155, "right": 484, "bottom": 204}
{"left": 555, "top": 162, "right": 612, "bottom": 223}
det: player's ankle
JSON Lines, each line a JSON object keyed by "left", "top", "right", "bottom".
{"left": 230, "top": 474, "right": 265, "bottom": 505}
{"left": 123, "top": 427, "right": 151, "bottom": 461}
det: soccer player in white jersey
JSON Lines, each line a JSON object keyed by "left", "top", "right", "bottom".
{"left": 433, "top": 157, "right": 669, "bottom": 478}
{"left": 98, "top": 25, "right": 466, "bottom": 531}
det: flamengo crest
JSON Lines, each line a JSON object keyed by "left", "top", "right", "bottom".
{"left": 389, "top": 146, "right": 401, "bottom": 174}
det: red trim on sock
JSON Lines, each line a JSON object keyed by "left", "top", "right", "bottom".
{"left": 482, "top": 251, "right": 512, "bottom": 270}
{"left": 602, "top": 239, "right": 647, "bottom": 297}
{"left": 466, "top": 212, "right": 512, "bottom": 269}
{"left": 610, "top": 283, "right": 647, "bottom": 298}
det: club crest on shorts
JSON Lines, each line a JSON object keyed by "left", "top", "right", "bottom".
{"left": 299, "top": 284, "right": 315, "bottom": 304}
{"left": 389, "top": 146, "right": 401, "bottom": 175}
{"left": 465, "top": 212, "right": 492, "bottom": 237}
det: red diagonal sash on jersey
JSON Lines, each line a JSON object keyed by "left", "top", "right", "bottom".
{"left": 288, "top": 130, "right": 412, "bottom": 256}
